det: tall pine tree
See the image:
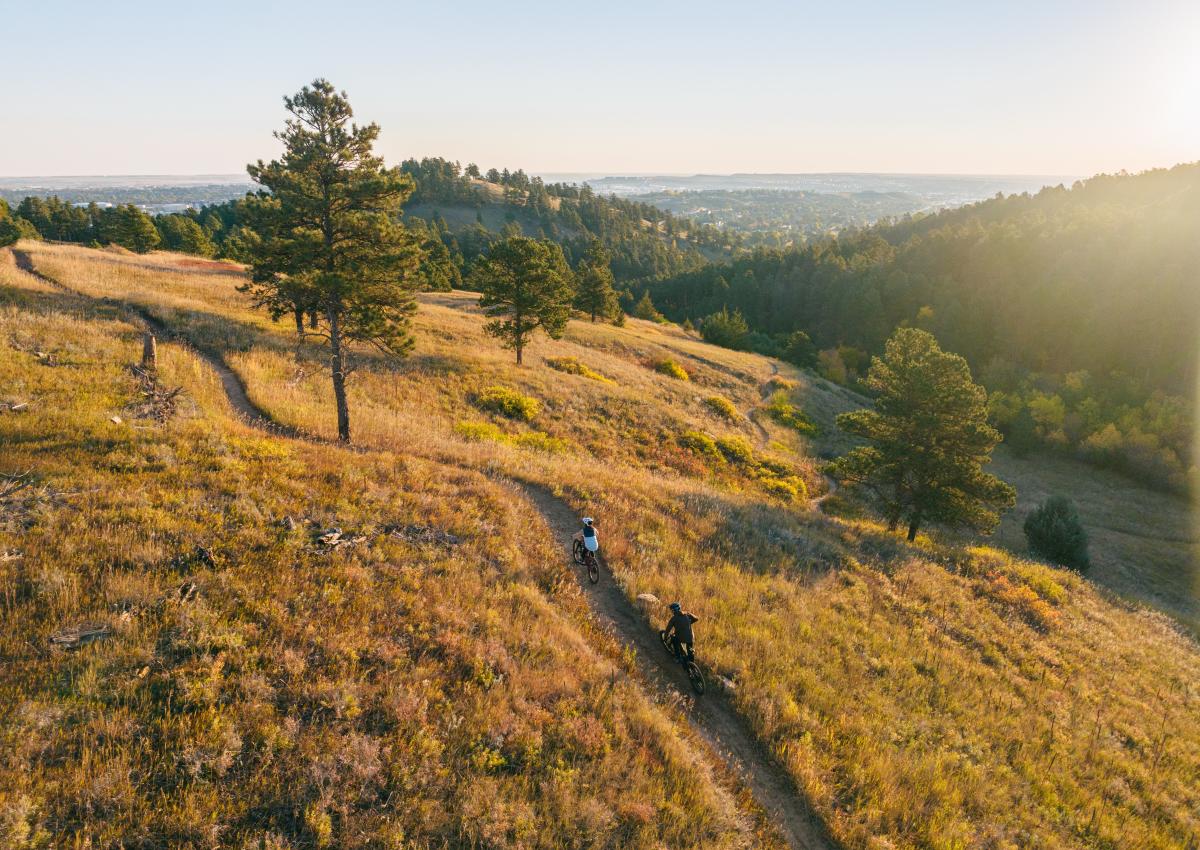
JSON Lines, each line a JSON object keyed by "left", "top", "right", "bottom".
{"left": 830, "top": 328, "right": 1015, "bottom": 540}
{"left": 242, "top": 79, "right": 421, "bottom": 442}
{"left": 470, "top": 236, "right": 574, "bottom": 365}
{"left": 573, "top": 239, "right": 619, "bottom": 322}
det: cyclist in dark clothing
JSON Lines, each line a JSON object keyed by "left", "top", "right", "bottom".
{"left": 663, "top": 601, "right": 699, "bottom": 662}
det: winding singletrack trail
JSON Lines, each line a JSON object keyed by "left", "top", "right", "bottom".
{"left": 747, "top": 359, "right": 780, "bottom": 448}
{"left": 13, "top": 250, "right": 303, "bottom": 438}
{"left": 13, "top": 248, "right": 836, "bottom": 850}
{"left": 516, "top": 481, "right": 834, "bottom": 850}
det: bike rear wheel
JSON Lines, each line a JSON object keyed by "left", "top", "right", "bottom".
{"left": 572, "top": 539, "right": 585, "bottom": 566}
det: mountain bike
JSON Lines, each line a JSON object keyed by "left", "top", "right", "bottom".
{"left": 660, "top": 629, "right": 705, "bottom": 695}
{"left": 572, "top": 538, "right": 600, "bottom": 584}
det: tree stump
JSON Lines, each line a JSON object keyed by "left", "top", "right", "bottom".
{"left": 142, "top": 332, "right": 157, "bottom": 370}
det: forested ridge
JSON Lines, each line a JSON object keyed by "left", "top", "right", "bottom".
{"left": 645, "top": 163, "right": 1200, "bottom": 492}
{"left": 0, "top": 157, "right": 735, "bottom": 290}
{"left": 397, "top": 157, "right": 738, "bottom": 282}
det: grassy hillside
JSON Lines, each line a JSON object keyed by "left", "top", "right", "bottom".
{"left": 0, "top": 249, "right": 779, "bottom": 848}
{"left": 5, "top": 242, "right": 1200, "bottom": 849}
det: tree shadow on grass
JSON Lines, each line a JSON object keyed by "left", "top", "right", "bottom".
{"left": 680, "top": 488, "right": 853, "bottom": 582}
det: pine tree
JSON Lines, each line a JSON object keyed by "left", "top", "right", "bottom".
{"left": 574, "top": 240, "right": 619, "bottom": 322}
{"left": 108, "top": 205, "right": 160, "bottom": 253}
{"left": 0, "top": 201, "right": 20, "bottom": 248}
{"left": 242, "top": 79, "right": 421, "bottom": 443}
{"left": 632, "top": 291, "right": 664, "bottom": 322}
{"left": 417, "top": 235, "right": 461, "bottom": 291}
{"left": 1024, "top": 496, "right": 1090, "bottom": 571}
{"left": 470, "top": 236, "right": 574, "bottom": 365}
{"left": 699, "top": 307, "right": 749, "bottom": 349}
{"left": 783, "top": 330, "right": 818, "bottom": 368}
{"left": 830, "top": 328, "right": 1015, "bottom": 540}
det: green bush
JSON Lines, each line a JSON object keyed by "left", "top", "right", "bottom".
{"left": 512, "top": 432, "right": 570, "bottom": 453}
{"left": 545, "top": 356, "right": 611, "bottom": 383}
{"left": 699, "top": 307, "right": 749, "bottom": 350}
{"left": 762, "top": 477, "right": 807, "bottom": 501}
{"left": 704, "top": 395, "right": 740, "bottom": 421}
{"left": 474, "top": 386, "right": 540, "bottom": 421}
{"left": 783, "top": 330, "right": 818, "bottom": 368}
{"left": 1023, "top": 496, "right": 1090, "bottom": 572}
{"left": 765, "top": 390, "right": 819, "bottom": 435}
{"left": 715, "top": 435, "right": 755, "bottom": 465}
{"left": 455, "top": 421, "right": 569, "bottom": 453}
{"left": 455, "top": 421, "right": 507, "bottom": 441}
{"left": 655, "top": 359, "right": 689, "bottom": 381}
{"left": 678, "top": 431, "right": 723, "bottom": 462}
{"left": 743, "top": 331, "right": 781, "bottom": 357}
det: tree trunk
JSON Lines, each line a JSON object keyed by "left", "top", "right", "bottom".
{"left": 328, "top": 308, "right": 351, "bottom": 443}
{"left": 293, "top": 307, "right": 305, "bottom": 340}
{"left": 590, "top": 307, "right": 596, "bottom": 322}
{"left": 515, "top": 343, "right": 523, "bottom": 366}
{"left": 309, "top": 311, "right": 319, "bottom": 330}
{"left": 141, "top": 332, "right": 157, "bottom": 370}
{"left": 907, "top": 515, "right": 921, "bottom": 541}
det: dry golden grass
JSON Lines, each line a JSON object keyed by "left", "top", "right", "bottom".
{"left": 0, "top": 252, "right": 778, "bottom": 848}
{"left": 9, "top": 242, "right": 1200, "bottom": 850}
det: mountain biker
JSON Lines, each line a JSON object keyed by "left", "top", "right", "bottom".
{"left": 663, "top": 601, "right": 699, "bottom": 663}
{"left": 572, "top": 517, "right": 599, "bottom": 556}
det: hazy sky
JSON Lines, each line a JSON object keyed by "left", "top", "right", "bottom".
{"left": 3, "top": 0, "right": 1197, "bottom": 177}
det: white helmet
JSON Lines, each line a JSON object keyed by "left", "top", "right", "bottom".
{"left": 582, "top": 517, "right": 594, "bottom": 525}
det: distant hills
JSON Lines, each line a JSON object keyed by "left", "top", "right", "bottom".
{"left": 0, "top": 170, "right": 1075, "bottom": 225}
{"left": 578, "top": 171, "right": 1076, "bottom": 201}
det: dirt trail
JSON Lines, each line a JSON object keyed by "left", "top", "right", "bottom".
{"left": 746, "top": 360, "right": 780, "bottom": 448}
{"left": 14, "top": 248, "right": 836, "bottom": 850}
{"left": 517, "top": 482, "right": 834, "bottom": 850}
{"left": 13, "top": 249, "right": 302, "bottom": 439}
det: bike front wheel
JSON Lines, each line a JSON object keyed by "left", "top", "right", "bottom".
{"left": 685, "top": 661, "right": 706, "bottom": 695}
{"left": 586, "top": 553, "right": 599, "bottom": 584}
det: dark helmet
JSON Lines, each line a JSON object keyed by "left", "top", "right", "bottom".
{"left": 669, "top": 601, "right": 681, "bottom": 612}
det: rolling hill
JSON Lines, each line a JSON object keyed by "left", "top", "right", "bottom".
{"left": 2, "top": 242, "right": 1198, "bottom": 849}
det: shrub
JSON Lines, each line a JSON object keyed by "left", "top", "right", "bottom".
{"left": 1023, "top": 496, "right": 1090, "bottom": 572}
{"left": 699, "top": 307, "right": 749, "bottom": 349}
{"left": 761, "top": 477, "right": 807, "bottom": 501}
{"left": 655, "top": 359, "right": 689, "bottom": 381}
{"left": 783, "top": 330, "right": 818, "bottom": 368}
{"left": 678, "top": 431, "right": 723, "bottom": 462}
{"left": 455, "top": 421, "right": 569, "bottom": 453}
{"left": 817, "top": 348, "right": 848, "bottom": 383}
{"left": 455, "top": 421, "right": 507, "bottom": 442}
{"left": 704, "top": 395, "right": 740, "bottom": 421}
{"left": 765, "top": 390, "right": 819, "bottom": 435}
{"left": 474, "top": 385, "right": 539, "bottom": 421}
{"left": 545, "top": 356, "right": 611, "bottom": 383}
{"left": 743, "top": 331, "right": 781, "bottom": 357}
{"left": 512, "top": 432, "right": 570, "bottom": 453}
{"left": 715, "top": 436, "right": 755, "bottom": 465}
